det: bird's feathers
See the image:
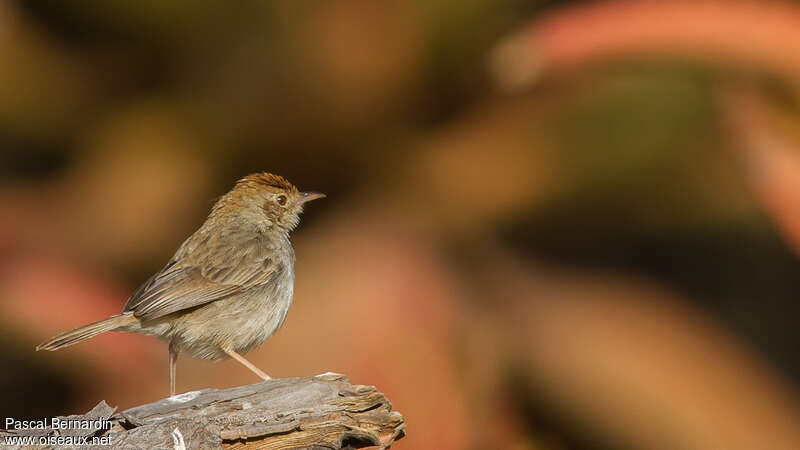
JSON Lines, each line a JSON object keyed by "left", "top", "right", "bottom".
{"left": 236, "top": 173, "right": 297, "bottom": 193}
{"left": 124, "top": 226, "right": 283, "bottom": 321}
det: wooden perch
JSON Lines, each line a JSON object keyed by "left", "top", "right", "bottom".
{"left": 2, "top": 373, "right": 405, "bottom": 449}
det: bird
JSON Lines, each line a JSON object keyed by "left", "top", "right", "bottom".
{"left": 37, "top": 172, "right": 325, "bottom": 396}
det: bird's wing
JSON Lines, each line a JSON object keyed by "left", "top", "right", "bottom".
{"left": 123, "top": 233, "right": 279, "bottom": 321}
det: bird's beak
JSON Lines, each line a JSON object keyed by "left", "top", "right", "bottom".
{"left": 300, "top": 191, "right": 326, "bottom": 203}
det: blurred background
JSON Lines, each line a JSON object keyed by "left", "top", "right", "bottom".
{"left": 2, "top": 0, "right": 800, "bottom": 448}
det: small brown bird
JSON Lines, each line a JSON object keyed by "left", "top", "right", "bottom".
{"left": 37, "top": 173, "right": 324, "bottom": 396}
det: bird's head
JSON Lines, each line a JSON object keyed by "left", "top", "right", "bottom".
{"left": 212, "top": 173, "right": 325, "bottom": 232}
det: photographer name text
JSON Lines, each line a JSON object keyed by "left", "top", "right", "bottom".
{"left": 5, "top": 417, "right": 112, "bottom": 430}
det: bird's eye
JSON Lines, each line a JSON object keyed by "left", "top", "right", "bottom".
{"left": 276, "top": 195, "right": 287, "bottom": 206}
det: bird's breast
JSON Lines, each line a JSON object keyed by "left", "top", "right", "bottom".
{"left": 165, "top": 255, "right": 296, "bottom": 360}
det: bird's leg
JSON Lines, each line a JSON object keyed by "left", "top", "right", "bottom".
{"left": 221, "top": 347, "right": 271, "bottom": 380}
{"left": 169, "top": 342, "right": 178, "bottom": 396}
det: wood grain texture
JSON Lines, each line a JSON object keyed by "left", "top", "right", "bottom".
{"left": 1, "top": 374, "right": 405, "bottom": 449}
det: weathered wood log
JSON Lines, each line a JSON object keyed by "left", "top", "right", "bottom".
{"left": 1, "top": 373, "right": 405, "bottom": 449}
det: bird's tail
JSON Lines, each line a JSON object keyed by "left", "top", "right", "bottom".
{"left": 36, "top": 313, "right": 138, "bottom": 351}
